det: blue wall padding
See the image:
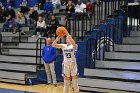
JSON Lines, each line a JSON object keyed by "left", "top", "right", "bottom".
{"left": 77, "top": 41, "right": 87, "bottom": 77}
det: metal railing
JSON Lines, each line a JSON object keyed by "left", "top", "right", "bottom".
{"left": 85, "top": 14, "right": 124, "bottom": 68}
{"left": 65, "top": 0, "right": 128, "bottom": 41}
{"left": 36, "top": 38, "right": 46, "bottom": 70}
{"left": 127, "top": 3, "right": 140, "bottom": 35}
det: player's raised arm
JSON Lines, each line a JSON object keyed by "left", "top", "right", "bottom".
{"left": 52, "top": 36, "right": 63, "bottom": 48}
{"left": 66, "top": 33, "right": 77, "bottom": 50}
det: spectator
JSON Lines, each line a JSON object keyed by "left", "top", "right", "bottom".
{"left": 44, "top": 15, "right": 59, "bottom": 37}
{"left": 32, "top": 15, "right": 46, "bottom": 37}
{"left": 27, "top": 18, "right": 36, "bottom": 30}
{"left": 52, "top": 0, "right": 61, "bottom": 9}
{"left": 5, "top": 0, "right": 12, "bottom": 11}
{"left": 2, "top": 14, "right": 16, "bottom": 32}
{"left": 0, "top": 6, "right": 7, "bottom": 23}
{"left": 74, "top": 0, "right": 86, "bottom": 19}
{"left": 65, "top": 0, "right": 75, "bottom": 18}
{"left": 75, "top": 0, "right": 86, "bottom": 13}
{"left": 29, "top": 7, "right": 38, "bottom": 21}
{"left": 42, "top": 38, "right": 57, "bottom": 86}
{"left": 86, "top": 0, "right": 94, "bottom": 19}
{"left": 38, "top": 0, "right": 46, "bottom": 10}
{"left": 43, "top": 0, "right": 53, "bottom": 15}
{"left": 16, "top": 12, "right": 26, "bottom": 35}
{"left": 6, "top": 6, "right": 15, "bottom": 18}
{"left": 20, "top": 0, "right": 29, "bottom": 14}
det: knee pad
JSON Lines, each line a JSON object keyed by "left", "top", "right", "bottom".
{"left": 72, "top": 78, "right": 79, "bottom": 93}
{"left": 64, "top": 80, "right": 70, "bottom": 93}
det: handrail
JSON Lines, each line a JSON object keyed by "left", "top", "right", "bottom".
{"left": 36, "top": 37, "right": 46, "bottom": 71}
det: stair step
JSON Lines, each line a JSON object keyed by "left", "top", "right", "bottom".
{"left": 28, "top": 37, "right": 46, "bottom": 42}
{"left": 2, "top": 37, "right": 12, "bottom": 42}
{"left": 2, "top": 46, "right": 19, "bottom": 49}
{"left": 115, "top": 44, "right": 140, "bottom": 52}
{"left": 123, "top": 37, "right": 140, "bottom": 44}
{"left": 0, "top": 63, "right": 36, "bottom": 72}
{"left": 0, "top": 71, "right": 25, "bottom": 80}
{"left": 0, "top": 78, "right": 25, "bottom": 84}
{"left": 84, "top": 68, "right": 140, "bottom": 81}
{"left": 28, "top": 37, "right": 56, "bottom": 43}
{"left": 1, "top": 32, "right": 19, "bottom": 37}
{"left": 96, "top": 60, "right": 140, "bottom": 71}
{"left": 79, "top": 78, "right": 140, "bottom": 92}
{"left": 105, "top": 52, "right": 140, "bottom": 61}
{"left": 9, "top": 49, "right": 39, "bottom": 56}
{"left": 130, "top": 31, "right": 140, "bottom": 37}
{"left": 19, "top": 43, "right": 45, "bottom": 49}
{"left": 0, "top": 55, "right": 36, "bottom": 64}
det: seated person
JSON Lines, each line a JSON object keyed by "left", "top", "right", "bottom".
{"left": 15, "top": 12, "right": 26, "bottom": 35}
{"left": 38, "top": 0, "right": 46, "bottom": 10}
{"left": 2, "top": 14, "right": 16, "bottom": 32}
{"left": 86, "top": 0, "right": 94, "bottom": 19}
{"left": 4, "top": 0, "right": 12, "bottom": 11}
{"left": 52, "top": 0, "right": 61, "bottom": 9}
{"left": 43, "top": 0, "right": 53, "bottom": 15}
{"left": 74, "top": 0, "right": 86, "bottom": 19}
{"left": 29, "top": 7, "right": 38, "bottom": 21}
{"left": 32, "top": 15, "right": 46, "bottom": 37}
{"left": 65, "top": 0, "right": 75, "bottom": 18}
{"left": 20, "top": 0, "right": 29, "bottom": 14}
{"left": 0, "top": 6, "right": 7, "bottom": 23}
{"left": 6, "top": 6, "right": 15, "bottom": 19}
{"left": 44, "top": 15, "right": 59, "bottom": 37}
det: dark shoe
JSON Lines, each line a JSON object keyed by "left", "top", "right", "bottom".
{"left": 21, "top": 32, "right": 25, "bottom": 35}
{"left": 53, "top": 83, "right": 57, "bottom": 87}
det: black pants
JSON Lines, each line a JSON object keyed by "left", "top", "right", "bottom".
{"left": 34, "top": 27, "right": 46, "bottom": 36}
{"left": 44, "top": 26, "right": 56, "bottom": 37}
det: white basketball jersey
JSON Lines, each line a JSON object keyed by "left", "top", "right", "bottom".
{"left": 61, "top": 44, "right": 77, "bottom": 64}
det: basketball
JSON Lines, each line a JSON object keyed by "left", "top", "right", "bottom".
{"left": 56, "top": 27, "right": 68, "bottom": 38}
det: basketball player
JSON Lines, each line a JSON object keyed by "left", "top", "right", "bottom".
{"left": 52, "top": 30, "right": 79, "bottom": 93}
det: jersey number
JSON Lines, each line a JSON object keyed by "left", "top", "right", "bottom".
{"left": 65, "top": 53, "right": 71, "bottom": 58}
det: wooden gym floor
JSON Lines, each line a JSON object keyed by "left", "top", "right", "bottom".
{"left": 0, "top": 82, "right": 92, "bottom": 93}
{"left": 0, "top": 82, "right": 135, "bottom": 93}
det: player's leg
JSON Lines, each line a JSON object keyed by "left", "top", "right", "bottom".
{"left": 72, "top": 75, "right": 79, "bottom": 93}
{"left": 44, "top": 63, "right": 52, "bottom": 84}
{"left": 63, "top": 64, "right": 71, "bottom": 93}
{"left": 49, "top": 61, "right": 57, "bottom": 84}
{"left": 64, "top": 76, "right": 70, "bottom": 93}
{"left": 71, "top": 64, "right": 79, "bottom": 93}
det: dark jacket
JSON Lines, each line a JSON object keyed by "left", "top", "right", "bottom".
{"left": 29, "top": 10, "right": 38, "bottom": 21}
{"left": 6, "top": 9, "right": 15, "bottom": 18}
